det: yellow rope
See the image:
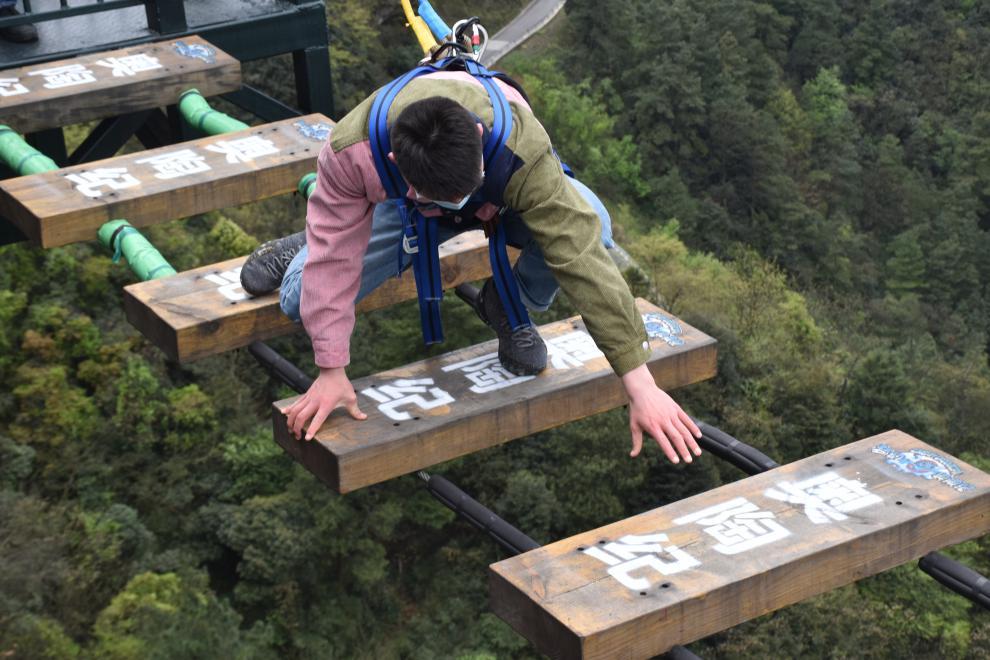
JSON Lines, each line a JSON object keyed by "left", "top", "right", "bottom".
{"left": 400, "top": 0, "right": 437, "bottom": 54}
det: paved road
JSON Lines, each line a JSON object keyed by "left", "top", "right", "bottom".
{"left": 481, "top": 0, "right": 566, "bottom": 67}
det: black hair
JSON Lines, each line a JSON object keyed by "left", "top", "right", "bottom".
{"left": 391, "top": 96, "right": 483, "bottom": 201}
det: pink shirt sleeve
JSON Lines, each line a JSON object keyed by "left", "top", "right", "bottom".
{"left": 300, "top": 140, "right": 386, "bottom": 368}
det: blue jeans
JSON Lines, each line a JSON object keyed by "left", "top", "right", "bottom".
{"left": 0, "top": 1, "right": 18, "bottom": 9}
{"left": 280, "top": 177, "right": 614, "bottom": 321}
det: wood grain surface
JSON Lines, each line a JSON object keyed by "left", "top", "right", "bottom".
{"left": 272, "top": 299, "right": 718, "bottom": 493}
{"left": 489, "top": 430, "right": 990, "bottom": 659}
{"left": 0, "top": 114, "right": 333, "bottom": 247}
{"left": 123, "top": 231, "right": 513, "bottom": 362}
{"left": 0, "top": 35, "right": 240, "bottom": 134}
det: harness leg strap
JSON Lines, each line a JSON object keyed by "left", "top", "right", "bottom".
{"left": 489, "top": 223, "right": 531, "bottom": 331}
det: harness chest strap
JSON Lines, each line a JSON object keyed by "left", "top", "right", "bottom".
{"left": 367, "top": 57, "right": 532, "bottom": 345}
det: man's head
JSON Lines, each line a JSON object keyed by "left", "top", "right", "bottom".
{"left": 390, "top": 96, "right": 483, "bottom": 203}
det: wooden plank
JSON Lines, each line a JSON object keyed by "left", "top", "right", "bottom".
{"left": 122, "top": 230, "right": 512, "bottom": 363}
{"left": 272, "top": 299, "right": 717, "bottom": 494}
{"left": 0, "top": 35, "right": 241, "bottom": 134}
{"left": 489, "top": 431, "right": 990, "bottom": 659}
{"left": 0, "top": 114, "right": 332, "bottom": 247}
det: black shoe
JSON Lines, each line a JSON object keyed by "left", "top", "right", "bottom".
{"left": 0, "top": 7, "right": 39, "bottom": 43}
{"left": 474, "top": 278, "right": 547, "bottom": 376}
{"left": 240, "top": 231, "right": 306, "bottom": 296}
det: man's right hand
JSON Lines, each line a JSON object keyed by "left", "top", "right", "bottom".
{"left": 283, "top": 366, "right": 367, "bottom": 441}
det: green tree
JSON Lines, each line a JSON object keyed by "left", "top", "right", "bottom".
{"left": 885, "top": 228, "right": 926, "bottom": 297}
{"left": 91, "top": 571, "right": 267, "bottom": 660}
{"left": 844, "top": 348, "right": 933, "bottom": 439}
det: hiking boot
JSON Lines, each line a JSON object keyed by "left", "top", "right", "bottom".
{"left": 474, "top": 277, "right": 547, "bottom": 376}
{"left": 0, "top": 7, "right": 39, "bottom": 43}
{"left": 239, "top": 231, "right": 306, "bottom": 296}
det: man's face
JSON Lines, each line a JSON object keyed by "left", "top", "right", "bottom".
{"left": 411, "top": 160, "right": 484, "bottom": 209}
{"left": 391, "top": 123, "right": 485, "bottom": 207}
{"left": 427, "top": 121, "right": 487, "bottom": 205}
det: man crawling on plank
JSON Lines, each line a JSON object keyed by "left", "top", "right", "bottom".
{"left": 240, "top": 61, "right": 702, "bottom": 464}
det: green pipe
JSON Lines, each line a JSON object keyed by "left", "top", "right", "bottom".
{"left": 98, "top": 220, "right": 176, "bottom": 280}
{"left": 102, "top": 91, "right": 314, "bottom": 281}
{"left": 111, "top": 86, "right": 249, "bottom": 281}
{"left": 0, "top": 125, "right": 58, "bottom": 175}
{"left": 178, "top": 89, "right": 248, "bottom": 135}
{"left": 179, "top": 90, "right": 319, "bottom": 207}
{"left": 299, "top": 172, "right": 317, "bottom": 199}
{"left": 0, "top": 125, "right": 174, "bottom": 281}
{"left": 0, "top": 123, "right": 176, "bottom": 282}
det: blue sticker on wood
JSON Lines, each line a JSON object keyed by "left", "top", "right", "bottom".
{"left": 872, "top": 444, "right": 975, "bottom": 492}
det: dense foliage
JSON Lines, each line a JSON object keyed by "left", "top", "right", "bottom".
{"left": 1, "top": 0, "right": 988, "bottom": 657}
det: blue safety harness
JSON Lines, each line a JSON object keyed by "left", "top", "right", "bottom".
{"left": 368, "top": 56, "right": 533, "bottom": 346}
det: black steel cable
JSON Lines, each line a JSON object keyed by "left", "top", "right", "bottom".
{"left": 420, "top": 471, "right": 540, "bottom": 556}
{"left": 919, "top": 551, "right": 990, "bottom": 610}
{"left": 248, "top": 340, "right": 313, "bottom": 394}
{"left": 691, "top": 418, "right": 779, "bottom": 475}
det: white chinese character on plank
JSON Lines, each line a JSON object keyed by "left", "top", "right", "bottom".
{"left": 205, "top": 136, "right": 280, "bottom": 164}
{"left": 204, "top": 267, "right": 247, "bottom": 302}
{"left": 673, "top": 496, "right": 790, "bottom": 555}
{"left": 0, "top": 77, "right": 29, "bottom": 97}
{"left": 361, "top": 378, "right": 455, "bottom": 421}
{"left": 545, "top": 330, "right": 604, "bottom": 370}
{"left": 438, "top": 330, "right": 604, "bottom": 395}
{"left": 441, "top": 353, "right": 535, "bottom": 394}
{"left": 764, "top": 471, "right": 883, "bottom": 524}
{"left": 94, "top": 53, "right": 163, "bottom": 77}
{"left": 28, "top": 64, "right": 96, "bottom": 89}
{"left": 65, "top": 168, "right": 140, "bottom": 198}
{"left": 583, "top": 533, "right": 700, "bottom": 591}
{"left": 135, "top": 149, "right": 211, "bottom": 180}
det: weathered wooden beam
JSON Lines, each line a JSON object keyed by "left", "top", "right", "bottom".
{"left": 272, "top": 299, "right": 718, "bottom": 494}
{"left": 122, "top": 230, "right": 510, "bottom": 363}
{"left": 0, "top": 36, "right": 240, "bottom": 135}
{"left": 0, "top": 115, "right": 333, "bottom": 247}
{"left": 489, "top": 431, "right": 990, "bottom": 659}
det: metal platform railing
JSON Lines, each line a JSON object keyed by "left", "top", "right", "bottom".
{"left": 0, "top": 0, "right": 186, "bottom": 34}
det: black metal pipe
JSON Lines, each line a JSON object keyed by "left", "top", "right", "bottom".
{"left": 248, "top": 340, "right": 313, "bottom": 394}
{"left": 691, "top": 419, "right": 779, "bottom": 475}
{"left": 222, "top": 85, "right": 303, "bottom": 123}
{"left": 919, "top": 552, "right": 990, "bottom": 610}
{"left": 68, "top": 110, "right": 153, "bottom": 165}
{"left": 420, "top": 472, "right": 540, "bottom": 556}
{"left": 664, "top": 646, "right": 703, "bottom": 660}
{"left": 144, "top": 0, "right": 188, "bottom": 35}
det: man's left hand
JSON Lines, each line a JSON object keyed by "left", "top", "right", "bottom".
{"left": 621, "top": 363, "right": 702, "bottom": 463}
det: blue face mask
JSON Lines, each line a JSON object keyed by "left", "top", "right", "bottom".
{"left": 414, "top": 170, "right": 485, "bottom": 211}
{"left": 432, "top": 192, "right": 472, "bottom": 211}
